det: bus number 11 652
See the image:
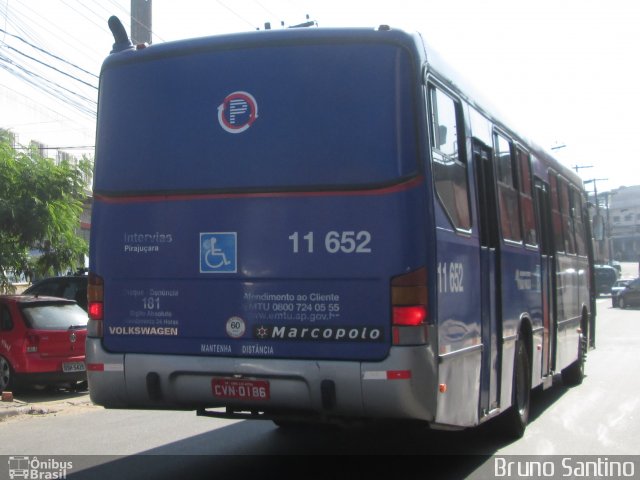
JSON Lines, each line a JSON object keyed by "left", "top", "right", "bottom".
{"left": 437, "top": 261, "right": 465, "bottom": 293}
{"left": 288, "top": 231, "right": 372, "bottom": 254}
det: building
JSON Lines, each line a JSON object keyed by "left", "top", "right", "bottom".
{"left": 606, "top": 185, "right": 640, "bottom": 262}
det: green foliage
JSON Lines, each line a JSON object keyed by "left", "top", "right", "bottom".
{"left": 0, "top": 136, "right": 90, "bottom": 293}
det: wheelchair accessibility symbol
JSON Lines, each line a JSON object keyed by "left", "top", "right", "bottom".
{"left": 200, "top": 233, "right": 237, "bottom": 273}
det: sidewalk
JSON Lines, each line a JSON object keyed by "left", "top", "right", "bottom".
{"left": 0, "top": 390, "right": 93, "bottom": 421}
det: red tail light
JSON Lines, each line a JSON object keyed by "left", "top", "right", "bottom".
{"left": 393, "top": 306, "right": 427, "bottom": 326}
{"left": 391, "top": 268, "right": 428, "bottom": 345}
{"left": 88, "top": 272, "right": 104, "bottom": 337}
{"left": 89, "top": 302, "right": 104, "bottom": 320}
{"left": 25, "top": 333, "right": 40, "bottom": 353}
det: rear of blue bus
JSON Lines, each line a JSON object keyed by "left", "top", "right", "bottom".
{"left": 87, "top": 28, "right": 439, "bottom": 423}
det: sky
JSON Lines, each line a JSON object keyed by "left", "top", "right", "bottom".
{"left": 1, "top": 0, "right": 639, "bottom": 193}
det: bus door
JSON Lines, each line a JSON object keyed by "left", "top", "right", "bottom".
{"left": 534, "top": 179, "right": 554, "bottom": 382}
{"left": 473, "top": 139, "right": 501, "bottom": 416}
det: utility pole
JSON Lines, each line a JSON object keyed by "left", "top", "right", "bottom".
{"left": 585, "top": 178, "right": 609, "bottom": 264}
{"left": 131, "top": 0, "right": 152, "bottom": 45}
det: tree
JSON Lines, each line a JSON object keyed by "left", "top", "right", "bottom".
{"left": 0, "top": 134, "right": 91, "bottom": 293}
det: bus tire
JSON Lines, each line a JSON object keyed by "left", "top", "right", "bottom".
{"left": 499, "top": 336, "right": 531, "bottom": 439}
{"left": 272, "top": 419, "right": 315, "bottom": 431}
{"left": 561, "top": 331, "right": 586, "bottom": 386}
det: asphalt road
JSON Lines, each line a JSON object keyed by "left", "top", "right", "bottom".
{"left": 0, "top": 295, "right": 638, "bottom": 479}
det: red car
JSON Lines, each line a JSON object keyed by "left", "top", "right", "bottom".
{"left": 0, "top": 295, "right": 88, "bottom": 392}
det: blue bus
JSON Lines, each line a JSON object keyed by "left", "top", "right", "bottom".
{"left": 87, "top": 18, "right": 594, "bottom": 437}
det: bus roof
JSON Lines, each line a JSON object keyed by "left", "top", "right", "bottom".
{"left": 102, "top": 23, "right": 582, "bottom": 189}
{"left": 102, "top": 26, "right": 424, "bottom": 70}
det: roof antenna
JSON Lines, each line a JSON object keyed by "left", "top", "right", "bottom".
{"left": 108, "top": 16, "right": 134, "bottom": 53}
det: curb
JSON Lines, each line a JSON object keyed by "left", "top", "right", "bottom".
{"left": 0, "top": 402, "right": 63, "bottom": 419}
{"left": 0, "top": 394, "right": 92, "bottom": 420}
{"left": 0, "top": 404, "right": 32, "bottom": 420}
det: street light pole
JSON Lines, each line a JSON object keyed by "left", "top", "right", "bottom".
{"left": 574, "top": 165, "right": 593, "bottom": 174}
{"left": 601, "top": 191, "right": 615, "bottom": 263}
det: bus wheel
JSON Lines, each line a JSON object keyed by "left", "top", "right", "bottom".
{"left": 0, "top": 356, "right": 13, "bottom": 393}
{"left": 562, "top": 330, "right": 586, "bottom": 386}
{"left": 273, "top": 419, "right": 301, "bottom": 429}
{"left": 272, "top": 419, "right": 316, "bottom": 431}
{"left": 499, "top": 337, "right": 531, "bottom": 439}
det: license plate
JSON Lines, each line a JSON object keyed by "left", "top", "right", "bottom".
{"left": 62, "top": 362, "right": 86, "bottom": 373}
{"left": 211, "top": 378, "right": 270, "bottom": 401}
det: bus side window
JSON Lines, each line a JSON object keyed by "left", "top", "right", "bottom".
{"left": 428, "top": 85, "right": 471, "bottom": 231}
{"left": 494, "top": 132, "right": 522, "bottom": 242}
{"left": 572, "top": 187, "right": 588, "bottom": 256}
{"left": 518, "top": 149, "right": 537, "bottom": 247}
{"left": 549, "top": 172, "right": 565, "bottom": 253}
{"left": 559, "top": 178, "right": 576, "bottom": 254}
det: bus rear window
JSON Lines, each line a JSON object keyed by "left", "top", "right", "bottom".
{"left": 95, "top": 42, "right": 419, "bottom": 194}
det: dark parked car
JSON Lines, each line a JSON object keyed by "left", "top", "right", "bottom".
{"left": 610, "top": 279, "right": 631, "bottom": 307}
{"left": 594, "top": 265, "right": 618, "bottom": 297}
{"left": 0, "top": 295, "right": 88, "bottom": 392}
{"left": 612, "top": 278, "right": 640, "bottom": 309}
{"left": 610, "top": 261, "right": 622, "bottom": 276}
{"left": 23, "top": 275, "right": 88, "bottom": 311}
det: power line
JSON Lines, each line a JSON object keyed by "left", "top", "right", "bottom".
{"left": 58, "top": 0, "right": 109, "bottom": 37}
{"left": 0, "top": 36, "right": 98, "bottom": 90}
{"left": 0, "top": 2, "right": 41, "bottom": 45}
{"left": 0, "top": 40, "right": 97, "bottom": 118}
{"left": 0, "top": 27, "right": 97, "bottom": 79}
{"left": 0, "top": 1, "right": 99, "bottom": 147}
{"left": 0, "top": 81, "right": 92, "bottom": 128}
{"left": 215, "top": 0, "right": 259, "bottom": 30}
{"left": 103, "top": 0, "right": 166, "bottom": 43}
{"left": 0, "top": 7, "right": 100, "bottom": 99}
{"left": 0, "top": 0, "right": 8, "bottom": 38}
{"left": 0, "top": 55, "right": 96, "bottom": 118}
{"left": 104, "top": 0, "right": 134, "bottom": 29}
{"left": 5, "top": 1, "right": 104, "bottom": 69}
{"left": 253, "top": 0, "right": 279, "bottom": 20}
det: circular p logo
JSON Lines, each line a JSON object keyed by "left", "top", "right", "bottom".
{"left": 217, "top": 91, "right": 258, "bottom": 134}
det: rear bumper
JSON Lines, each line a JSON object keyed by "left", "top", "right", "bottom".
{"left": 86, "top": 339, "right": 438, "bottom": 422}
{"left": 16, "top": 355, "right": 85, "bottom": 375}
{"left": 14, "top": 371, "right": 86, "bottom": 387}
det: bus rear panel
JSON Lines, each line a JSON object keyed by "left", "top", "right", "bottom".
{"left": 88, "top": 29, "right": 440, "bottom": 423}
